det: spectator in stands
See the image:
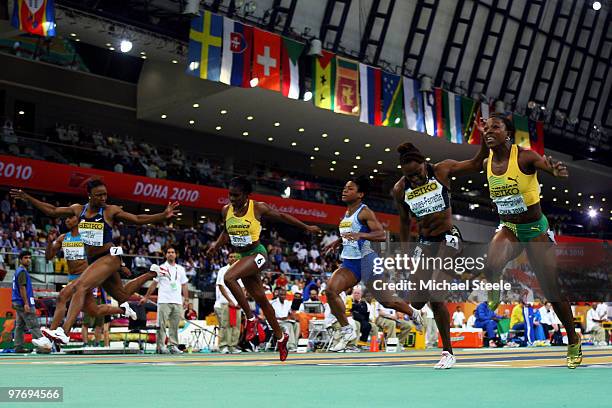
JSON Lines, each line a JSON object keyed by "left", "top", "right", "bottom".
{"left": 141, "top": 247, "right": 188, "bottom": 354}
{"left": 296, "top": 244, "right": 308, "bottom": 263}
{"left": 452, "top": 305, "right": 466, "bottom": 328}
{"left": 279, "top": 256, "right": 291, "bottom": 274}
{"left": 302, "top": 275, "right": 318, "bottom": 301}
{"left": 271, "top": 288, "right": 299, "bottom": 352}
{"left": 309, "top": 245, "right": 320, "bottom": 261}
{"left": 290, "top": 291, "right": 302, "bottom": 312}
{"left": 2, "top": 120, "right": 16, "bottom": 143}
{"left": 184, "top": 303, "right": 197, "bottom": 320}
{"left": 466, "top": 309, "right": 476, "bottom": 328}
{"left": 214, "top": 253, "right": 243, "bottom": 354}
{"left": 587, "top": 302, "right": 607, "bottom": 346}
{"left": 351, "top": 285, "right": 371, "bottom": 344}
{"left": 375, "top": 302, "right": 413, "bottom": 347}
{"left": 1, "top": 194, "right": 10, "bottom": 216}
{"left": 474, "top": 301, "right": 503, "bottom": 347}
{"left": 147, "top": 237, "right": 162, "bottom": 256}
{"left": 12, "top": 251, "right": 46, "bottom": 352}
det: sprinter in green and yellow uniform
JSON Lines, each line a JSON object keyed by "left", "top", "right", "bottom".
{"left": 483, "top": 114, "right": 581, "bottom": 369}
{"left": 207, "top": 176, "right": 321, "bottom": 361}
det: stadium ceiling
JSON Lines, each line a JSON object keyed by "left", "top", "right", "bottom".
{"left": 55, "top": 0, "right": 611, "bottom": 161}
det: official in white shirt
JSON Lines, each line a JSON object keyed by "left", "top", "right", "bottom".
{"left": 452, "top": 305, "right": 466, "bottom": 328}
{"left": 270, "top": 288, "right": 299, "bottom": 351}
{"left": 142, "top": 247, "right": 188, "bottom": 354}
{"left": 587, "top": 302, "right": 606, "bottom": 346}
{"left": 538, "top": 301, "right": 561, "bottom": 339}
{"left": 375, "top": 302, "right": 413, "bottom": 347}
{"left": 215, "top": 253, "right": 244, "bottom": 354}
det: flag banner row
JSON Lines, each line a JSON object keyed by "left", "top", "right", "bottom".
{"left": 187, "top": 10, "right": 545, "bottom": 153}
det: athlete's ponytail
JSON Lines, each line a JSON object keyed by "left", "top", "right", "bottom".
{"left": 397, "top": 142, "right": 425, "bottom": 165}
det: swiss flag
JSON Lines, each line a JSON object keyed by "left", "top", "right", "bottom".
{"left": 252, "top": 28, "right": 281, "bottom": 91}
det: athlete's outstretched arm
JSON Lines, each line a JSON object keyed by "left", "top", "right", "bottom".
{"left": 523, "top": 150, "right": 569, "bottom": 179}
{"left": 342, "top": 207, "right": 386, "bottom": 242}
{"left": 437, "top": 139, "right": 488, "bottom": 178}
{"left": 45, "top": 232, "right": 64, "bottom": 261}
{"left": 10, "top": 189, "right": 78, "bottom": 218}
{"left": 256, "top": 202, "right": 322, "bottom": 234}
{"left": 113, "top": 201, "right": 179, "bottom": 225}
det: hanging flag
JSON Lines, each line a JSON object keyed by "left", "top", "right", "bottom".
{"left": 528, "top": 119, "right": 545, "bottom": 155}
{"left": 359, "top": 64, "right": 382, "bottom": 125}
{"left": 187, "top": 11, "right": 223, "bottom": 81}
{"left": 252, "top": 28, "right": 281, "bottom": 91}
{"left": 442, "top": 91, "right": 462, "bottom": 143}
{"left": 313, "top": 50, "right": 336, "bottom": 111}
{"left": 220, "top": 17, "right": 253, "bottom": 87}
{"left": 461, "top": 96, "right": 480, "bottom": 145}
{"left": 403, "top": 77, "right": 425, "bottom": 133}
{"left": 423, "top": 91, "right": 435, "bottom": 136}
{"left": 434, "top": 88, "right": 445, "bottom": 138}
{"left": 12, "top": 0, "right": 56, "bottom": 37}
{"left": 513, "top": 114, "right": 531, "bottom": 149}
{"left": 281, "top": 37, "right": 305, "bottom": 99}
{"left": 381, "top": 72, "right": 404, "bottom": 127}
{"left": 334, "top": 57, "right": 359, "bottom": 115}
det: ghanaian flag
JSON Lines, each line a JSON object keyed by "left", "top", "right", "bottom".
{"left": 11, "top": 0, "right": 56, "bottom": 37}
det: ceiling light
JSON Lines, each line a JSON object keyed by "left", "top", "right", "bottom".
{"left": 75, "top": 38, "right": 81, "bottom": 42}
{"left": 242, "top": 131, "right": 249, "bottom": 136}
{"left": 343, "top": 138, "right": 350, "bottom": 143}
{"left": 189, "top": 61, "right": 199, "bottom": 71}
{"left": 314, "top": 147, "right": 320, "bottom": 151}
{"left": 384, "top": 147, "right": 391, "bottom": 152}
{"left": 144, "top": 208, "right": 150, "bottom": 212}
{"left": 540, "top": 195, "right": 544, "bottom": 199}
{"left": 140, "top": 51, "right": 146, "bottom": 55}
{"left": 451, "top": 176, "right": 456, "bottom": 180}
{"left": 355, "top": 156, "right": 361, "bottom": 160}
{"left": 70, "top": 33, "right": 77, "bottom": 37}
{"left": 484, "top": 183, "right": 488, "bottom": 187}
{"left": 365, "top": 143, "right": 371, "bottom": 148}
{"left": 215, "top": 126, "right": 222, "bottom": 131}
{"left": 140, "top": 55, "right": 146, "bottom": 59}
{"left": 552, "top": 198, "right": 557, "bottom": 202}
{"left": 310, "top": 156, "right": 315, "bottom": 160}
{"left": 291, "top": 142, "right": 297, "bottom": 146}
{"left": 189, "top": 120, "right": 195, "bottom": 125}
{"left": 350, "top": 171, "right": 355, "bottom": 175}
{"left": 397, "top": 165, "right": 401, "bottom": 169}
{"left": 329, "top": 167, "right": 335, "bottom": 171}
{"left": 602, "top": 198, "right": 606, "bottom": 202}
{"left": 369, "top": 176, "right": 374, "bottom": 179}
{"left": 267, "top": 137, "right": 274, "bottom": 141}
{"left": 298, "top": 128, "right": 305, "bottom": 132}
{"left": 552, "top": 186, "right": 556, "bottom": 190}
{"left": 332, "top": 161, "right": 337, "bottom": 165}
{"left": 590, "top": 195, "right": 594, "bottom": 199}
{"left": 593, "top": 1, "right": 602, "bottom": 11}
{"left": 109, "top": 47, "right": 115, "bottom": 51}
{"left": 120, "top": 40, "right": 133, "bottom": 53}
{"left": 247, "top": 116, "right": 254, "bottom": 120}
{"left": 377, "top": 160, "right": 383, "bottom": 165}
{"left": 303, "top": 91, "right": 313, "bottom": 101}
{"left": 220, "top": 110, "right": 228, "bottom": 115}
{"left": 193, "top": 103, "right": 199, "bottom": 108}
{"left": 274, "top": 122, "right": 280, "bottom": 127}
{"left": 588, "top": 209, "right": 597, "bottom": 218}
{"left": 172, "top": 59, "right": 178, "bottom": 64}
{"left": 250, "top": 78, "right": 259, "bottom": 87}
{"left": 106, "top": 43, "right": 111, "bottom": 47}
{"left": 578, "top": 192, "right": 583, "bottom": 196}
{"left": 322, "top": 133, "right": 328, "bottom": 138}
{"left": 425, "top": 157, "right": 431, "bottom": 161}
{"left": 18, "top": 110, "right": 24, "bottom": 115}
{"left": 565, "top": 200, "right": 569, "bottom": 204}
{"left": 353, "top": 165, "right": 358, "bottom": 169}
{"left": 161, "top": 114, "right": 167, "bottom": 119}
{"left": 564, "top": 189, "right": 568, "bottom": 193}
{"left": 468, "top": 180, "right": 473, "bottom": 184}
{"left": 577, "top": 203, "right": 581, "bottom": 207}
{"left": 334, "top": 151, "right": 340, "bottom": 156}
{"left": 373, "top": 169, "right": 378, "bottom": 173}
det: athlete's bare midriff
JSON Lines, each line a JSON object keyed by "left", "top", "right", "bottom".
{"left": 415, "top": 208, "right": 454, "bottom": 238}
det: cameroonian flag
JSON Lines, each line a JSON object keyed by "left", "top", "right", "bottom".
{"left": 281, "top": 37, "right": 305, "bottom": 99}
{"left": 381, "top": 72, "right": 404, "bottom": 127}
{"left": 442, "top": 90, "right": 462, "bottom": 143}
{"left": 12, "top": 0, "right": 56, "bottom": 37}
{"left": 513, "top": 114, "right": 531, "bottom": 149}
{"left": 461, "top": 96, "right": 480, "bottom": 145}
{"left": 334, "top": 56, "right": 359, "bottom": 115}
{"left": 312, "top": 50, "right": 336, "bottom": 111}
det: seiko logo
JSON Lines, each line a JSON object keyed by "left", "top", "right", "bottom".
{"left": 79, "top": 222, "right": 104, "bottom": 230}
{"left": 490, "top": 186, "right": 520, "bottom": 197}
{"left": 405, "top": 182, "right": 438, "bottom": 200}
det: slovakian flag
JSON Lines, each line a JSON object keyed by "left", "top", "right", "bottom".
{"left": 403, "top": 77, "right": 425, "bottom": 133}
{"left": 12, "top": 0, "right": 56, "bottom": 37}
{"left": 442, "top": 90, "right": 463, "bottom": 143}
{"left": 528, "top": 119, "right": 545, "bottom": 155}
{"left": 381, "top": 72, "right": 404, "bottom": 127}
{"left": 423, "top": 91, "right": 436, "bottom": 136}
{"left": 334, "top": 57, "right": 360, "bottom": 115}
{"left": 513, "top": 114, "right": 531, "bottom": 149}
{"left": 281, "top": 37, "right": 305, "bottom": 99}
{"left": 313, "top": 50, "right": 336, "bottom": 111}
{"left": 220, "top": 17, "right": 252, "bottom": 87}
{"left": 187, "top": 11, "right": 223, "bottom": 81}
{"left": 252, "top": 28, "right": 281, "bottom": 91}
{"left": 358, "top": 63, "right": 382, "bottom": 125}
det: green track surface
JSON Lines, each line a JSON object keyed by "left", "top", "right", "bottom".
{"left": 1, "top": 363, "right": 610, "bottom": 408}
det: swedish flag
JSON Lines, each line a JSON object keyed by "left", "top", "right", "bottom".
{"left": 187, "top": 11, "right": 223, "bottom": 81}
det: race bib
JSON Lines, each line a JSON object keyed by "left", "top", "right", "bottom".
{"left": 405, "top": 181, "right": 447, "bottom": 217}
{"left": 110, "top": 246, "right": 123, "bottom": 256}
{"left": 494, "top": 195, "right": 528, "bottom": 215}
{"left": 339, "top": 225, "right": 358, "bottom": 248}
{"left": 62, "top": 241, "right": 85, "bottom": 261}
{"left": 229, "top": 234, "right": 252, "bottom": 247}
{"left": 254, "top": 253, "right": 266, "bottom": 269}
{"left": 78, "top": 221, "right": 104, "bottom": 246}
{"left": 445, "top": 234, "right": 459, "bottom": 250}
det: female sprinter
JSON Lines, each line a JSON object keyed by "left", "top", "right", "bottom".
{"left": 324, "top": 176, "right": 423, "bottom": 352}
{"left": 483, "top": 114, "right": 581, "bottom": 368}
{"left": 207, "top": 176, "right": 321, "bottom": 361}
